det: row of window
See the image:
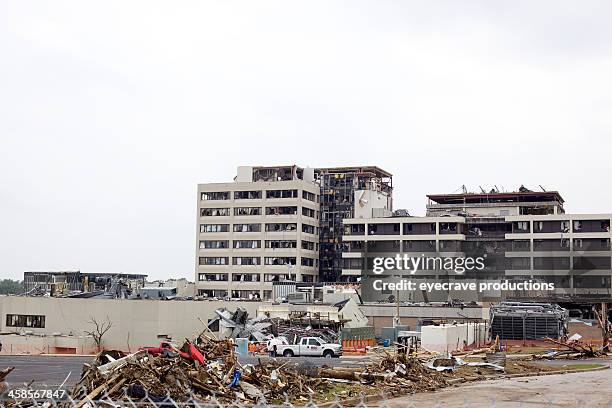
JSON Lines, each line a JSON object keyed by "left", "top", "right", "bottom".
{"left": 344, "top": 220, "right": 612, "bottom": 236}
{"left": 342, "top": 256, "right": 612, "bottom": 271}
{"left": 200, "top": 206, "right": 317, "bottom": 218}
{"left": 201, "top": 190, "right": 318, "bottom": 201}
{"left": 6, "top": 314, "right": 46, "bottom": 328}
{"left": 344, "top": 223, "right": 458, "bottom": 236}
{"left": 200, "top": 223, "right": 317, "bottom": 235}
{"left": 513, "top": 220, "right": 611, "bottom": 233}
{"left": 199, "top": 239, "right": 318, "bottom": 250}
{"left": 345, "top": 238, "right": 612, "bottom": 253}
{"left": 198, "top": 273, "right": 314, "bottom": 282}
{"left": 199, "top": 254, "right": 318, "bottom": 265}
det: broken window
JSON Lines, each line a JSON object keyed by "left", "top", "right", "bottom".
{"left": 233, "top": 223, "right": 261, "bottom": 232}
{"left": 344, "top": 224, "right": 365, "bottom": 235}
{"left": 231, "top": 273, "right": 261, "bottom": 282}
{"left": 368, "top": 223, "right": 400, "bottom": 235}
{"left": 266, "top": 189, "right": 298, "bottom": 199}
{"left": 264, "top": 257, "right": 297, "bottom": 266}
{"left": 302, "top": 191, "right": 316, "bottom": 202}
{"left": 234, "top": 207, "right": 262, "bottom": 216}
{"left": 201, "top": 192, "right": 229, "bottom": 201}
{"left": 301, "top": 207, "right": 316, "bottom": 218}
{"left": 301, "top": 240, "right": 316, "bottom": 251}
{"left": 233, "top": 240, "right": 261, "bottom": 249}
{"left": 513, "top": 221, "right": 530, "bottom": 232}
{"left": 6, "top": 314, "right": 45, "bottom": 328}
{"left": 264, "top": 274, "right": 291, "bottom": 282}
{"left": 265, "top": 223, "right": 297, "bottom": 232}
{"left": 234, "top": 190, "right": 262, "bottom": 200}
{"left": 265, "top": 240, "right": 297, "bottom": 249}
{"left": 301, "top": 257, "right": 315, "bottom": 267}
{"left": 199, "top": 257, "right": 229, "bottom": 265}
{"left": 439, "top": 222, "right": 457, "bottom": 233}
{"left": 198, "top": 289, "right": 227, "bottom": 297}
{"left": 233, "top": 257, "right": 261, "bottom": 265}
{"left": 198, "top": 273, "right": 228, "bottom": 282}
{"left": 200, "top": 208, "right": 230, "bottom": 217}
{"left": 265, "top": 206, "right": 298, "bottom": 215}
{"left": 200, "top": 224, "right": 229, "bottom": 233}
{"left": 302, "top": 224, "right": 316, "bottom": 234}
{"left": 199, "top": 240, "right": 229, "bottom": 249}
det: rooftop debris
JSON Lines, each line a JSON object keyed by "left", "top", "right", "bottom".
{"left": 209, "top": 307, "right": 340, "bottom": 344}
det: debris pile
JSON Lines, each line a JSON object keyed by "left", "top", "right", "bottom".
{"left": 67, "top": 335, "right": 454, "bottom": 405}
{"left": 69, "top": 336, "right": 340, "bottom": 404}
{"left": 533, "top": 337, "right": 606, "bottom": 360}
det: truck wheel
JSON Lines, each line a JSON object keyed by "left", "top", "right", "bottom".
{"left": 283, "top": 349, "right": 294, "bottom": 357}
{"left": 323, "top": 350, "right": 334, "bottom": 358}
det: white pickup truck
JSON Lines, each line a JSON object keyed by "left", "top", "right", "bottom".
{"left": 275, "top": 336, "right": 342, "bottom": 358}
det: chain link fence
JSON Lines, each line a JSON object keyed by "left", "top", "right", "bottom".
{"left": 4, "top": 388, "right": 612, "bottom": 408}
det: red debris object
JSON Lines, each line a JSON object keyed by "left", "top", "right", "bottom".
{"left": 187, "top": 342, "right": 205, "bottom": 365}
{"left": 139, "top": 341, "right": 204, "bottom": 364}
{"left": 138, "top": 341, "right": 175, "bottom": 356}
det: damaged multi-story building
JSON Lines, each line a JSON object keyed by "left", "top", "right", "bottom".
{"left": 195, "top": 165, "right": 393, "bottom": 299}
{"left": 344, "top": 187, "right": 612, "bottom": 307}
{"left": 195, "top": 165, "right": 320, "bottom": 300}
{"left": 317, "top": 167, "right": 392, "bottom": 282}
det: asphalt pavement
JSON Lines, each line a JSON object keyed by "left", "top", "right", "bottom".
{"left": 0, "top": 355, "right": 92, "bottom": 387}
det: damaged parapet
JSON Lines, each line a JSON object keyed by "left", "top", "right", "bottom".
{"left": 490, "top": 302, "right": 569, "bottom": 341}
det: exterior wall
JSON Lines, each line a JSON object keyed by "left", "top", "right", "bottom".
{"left": 343, "top": 214, "right": 612, "bottom": 302}
{"left": 353, "top": 190, "right": 391, "bottom": 219}
{"left": 195, "top": 178, "right": 320, "bottom": 299}
{"left": 360, "top": 304, "right": 486, "bottom": 335}
{"left": 0, "top": 297, "right": 258, "bottom": 354}
{"left": 342, "top": 216, "right": 466, "bottom": 280}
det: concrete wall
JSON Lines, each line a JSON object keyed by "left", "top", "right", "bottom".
{"left": 0, "top": 297, "right": 258, "bottom": 354}
{"left": 354, "top": 190, "right": 391, "bottom": 219}
{"left": 421, "top": 322, "right": 487, "bottom": 353}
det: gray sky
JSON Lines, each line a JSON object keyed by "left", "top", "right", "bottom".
{"left": 1, "top": 1, "right": 611, "bottom": 281}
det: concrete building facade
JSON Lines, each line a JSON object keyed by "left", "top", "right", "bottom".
{"left": 0, "top": 297, "right": 259, "bottom": 354}
{"left": 195, "top": 166, "right": 320, "bottom": 300}
{"left": 343, "top": 190, "right": 612, "bottom": 303}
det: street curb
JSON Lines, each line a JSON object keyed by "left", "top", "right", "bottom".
{"left": 316, "top": 364, "right": 609, "bottom": 408}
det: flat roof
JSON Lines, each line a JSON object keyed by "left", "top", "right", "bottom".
{"left": 427, "top": 191, "right": 564, "bottom": 205}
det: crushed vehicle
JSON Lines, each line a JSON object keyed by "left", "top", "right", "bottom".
{"left": 275, "top": 336, "right": 342, "bottom": 358}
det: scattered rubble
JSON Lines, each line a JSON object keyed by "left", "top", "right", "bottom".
{"left": 532, "top": 337, "right": 606, "bottom": 360}
{"left": 62, "top": 335, "right": 454, "bottom": 405}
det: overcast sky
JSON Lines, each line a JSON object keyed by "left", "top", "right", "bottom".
{"left": 1, "top": 1, "right": 611, "bottom": 281}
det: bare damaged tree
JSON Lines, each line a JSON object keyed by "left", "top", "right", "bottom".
{"left": 84, "top": 316, "right": 113, "bottom": 351}
{"left": 594, "top": 303, "right": 611, "bottom": 352}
